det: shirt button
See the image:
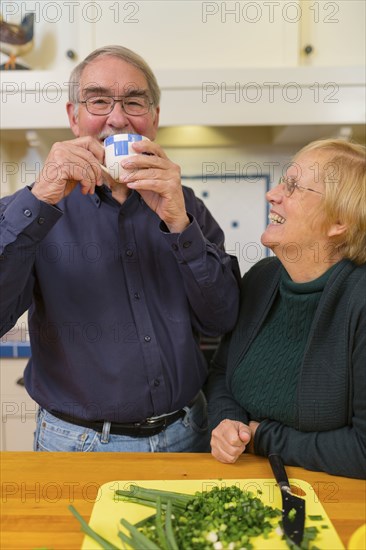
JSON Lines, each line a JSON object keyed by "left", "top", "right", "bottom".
{"left": 171, "top": 244, "right": 178, "bottom": 251}
{"left": 144, "top": 335, "right": 151, "bottom": 342}
{"left": 183, "top": 241, "right": 192, "bottom": 248}
{"left": 153, "top": 379, "right": 160, "bottom": 387}
{"left": 134, "top": 292, "right": 140, "bottom": 300}
{"left": 126, "top": 249, "right": 133, "bottom": 257}
{"left": 38, "top": 217, "right": 45, "bottom": 225}
{"left": 23, "top": 209, "right": 32, "bottom": 217}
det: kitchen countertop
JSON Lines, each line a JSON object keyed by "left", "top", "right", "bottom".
{"left": 1, "top": 452, "right": 365, "bottom": 549}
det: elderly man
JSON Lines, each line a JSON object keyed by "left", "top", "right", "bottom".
{"left": 0, "top": 45, "right": 240, "bottom": 452}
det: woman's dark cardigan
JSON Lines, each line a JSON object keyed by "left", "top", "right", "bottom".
{"left": 206, "top": 258, "right": 366, "bottom": 479}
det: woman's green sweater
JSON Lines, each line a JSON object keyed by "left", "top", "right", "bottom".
{"left": 206, "top": 258, "right": 366, "bottom": 479}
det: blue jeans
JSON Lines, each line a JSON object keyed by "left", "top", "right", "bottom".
{"left": 34, "top": 392, "right": 210, "bottom": 452}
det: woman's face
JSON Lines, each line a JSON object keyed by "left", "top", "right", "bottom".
{"left": 261, "top": 152, "right": 331, "bottom": 265}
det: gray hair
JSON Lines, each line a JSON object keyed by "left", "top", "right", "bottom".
{"left": 68, "top": 45, "right": 161, "bottom": 109}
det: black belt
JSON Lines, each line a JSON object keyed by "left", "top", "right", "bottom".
{"left": 50, "top": 406, "right": 189, "bottom": 437}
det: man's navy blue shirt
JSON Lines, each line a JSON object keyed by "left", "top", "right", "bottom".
{"left": 0, "top": 185, "right": 240, "bottom": 422}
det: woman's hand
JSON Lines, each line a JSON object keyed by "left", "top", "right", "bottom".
{"left": 247, "top": 420, "right": 260, "bottom": 453}
{"left": 210, "top": 419, "right": 252, "bottom": 464}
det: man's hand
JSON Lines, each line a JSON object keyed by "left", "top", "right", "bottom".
{"left": 119, "top": 140, "right": 190, "bottom": 233}
{"left": 32, "top": 137, "right": 112, "bottom": 205}
{"left": 210, "top": 419, "right": 252, "bottom": 464}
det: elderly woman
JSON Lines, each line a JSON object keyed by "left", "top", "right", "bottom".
{"left": 207, "top": 138, "right": 366, "bottom": 479}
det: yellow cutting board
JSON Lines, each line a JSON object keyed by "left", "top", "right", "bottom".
{"left": 348, "top": 524, "right": 366, "bottom": 550}
{"left": 81, "top": 478, "right": 344, "bottom": 549}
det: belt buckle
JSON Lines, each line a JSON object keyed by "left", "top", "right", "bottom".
{"left": 141, "top": 416, "right": 166, "bottom": 436}
{"left": 146, "top": 416, "right": 163, "bottom": 426}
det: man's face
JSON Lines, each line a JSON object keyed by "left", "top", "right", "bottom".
{"left": 67, "top": 55, "right": 160, "bottom": 143}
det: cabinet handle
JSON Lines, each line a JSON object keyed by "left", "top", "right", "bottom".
{"left": 66, "top": 49, "right": 77, "bottom": 60}
{"left": 303, "top": 45, "right": 313, "bottom": 56}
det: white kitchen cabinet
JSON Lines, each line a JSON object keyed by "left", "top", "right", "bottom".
{"left": 0, "top": 358, "right": 36, "bottom": 451}
{"left": 0, "top": 0, "right": 298, "bottom": 69}
{"left": 0, "top": 1, "right": 364, "bottom": 132}
{"left": 93, "top": 0, "right": 299, "bottom": 68}
{"left": 92, "top": 0, "right": 365, "bottom": 69}
{"left": 299, "top": 0, "right": 366, "bottom": 67}
{"left": 2, "top": 1, "right": 364, "bottom": 73}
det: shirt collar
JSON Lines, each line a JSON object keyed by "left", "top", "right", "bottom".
{"left": 88, "top": 185, "right": 142, "bottom": 213}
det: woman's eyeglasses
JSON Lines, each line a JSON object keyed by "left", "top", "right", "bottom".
{"left": 279, "top": 176, "right": 324, "bottom": 197}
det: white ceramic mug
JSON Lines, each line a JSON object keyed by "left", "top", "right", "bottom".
{"left": 104, "top": 133, "right": 149, "bottom": 180}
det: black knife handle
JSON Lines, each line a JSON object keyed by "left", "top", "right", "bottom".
{"left": 269, "top": 453, "right": 291, "bottom": 491}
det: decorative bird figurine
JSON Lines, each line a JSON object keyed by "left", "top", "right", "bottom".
{"left": 0, "top": 13, "right": 35, "bottom": 70}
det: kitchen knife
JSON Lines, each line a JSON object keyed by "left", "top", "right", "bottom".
{"left": 269, "top": 453, "right": 305, "bottom": 546}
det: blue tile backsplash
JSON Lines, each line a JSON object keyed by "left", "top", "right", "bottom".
{"left": 0, "top": 342, "right": 31, "bottom": 358}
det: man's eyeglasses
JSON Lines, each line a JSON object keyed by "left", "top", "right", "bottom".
{"left": 79, "top": 95, "right": 153, "bottom": 116}
{"left": 279, "top": 176, "right": 324, "bottom": 197}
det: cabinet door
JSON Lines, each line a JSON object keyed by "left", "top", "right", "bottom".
{"left": 300, "top": 0, "right": 366, "bottom": 66}
{"left": 94, "top": 0, "right": 299, "bottom": 68}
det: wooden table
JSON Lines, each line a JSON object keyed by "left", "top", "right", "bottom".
{"left": 1, "top": 452, "right": 365, "bottom": 549}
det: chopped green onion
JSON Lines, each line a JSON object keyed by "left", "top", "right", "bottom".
{"left": 287, "top": 508, "right": 297, "bottom": 522}
{"left": 68, "top": 504, "right": 119, "bottom": 549}
{"left": 69, "top": 484, "right": 323, "bottom": 550}
{"left": 119, "top": 518, "right": 161, "bottom": 550}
